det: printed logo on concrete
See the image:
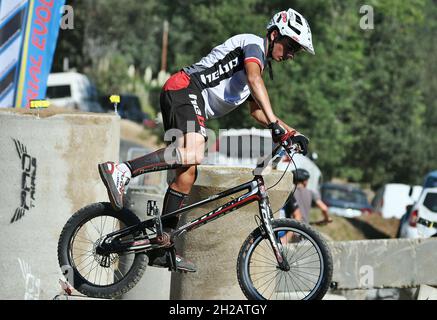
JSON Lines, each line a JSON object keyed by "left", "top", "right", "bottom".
{"left": 11, "top": 139, "right": 37, "bottom": 223}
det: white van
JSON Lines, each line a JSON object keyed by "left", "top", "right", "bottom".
{"left": 372, "top": 183, "right": 423, "bottom": 219}
{"left": 46, "top": 72, "right": 104, "bottom": 112}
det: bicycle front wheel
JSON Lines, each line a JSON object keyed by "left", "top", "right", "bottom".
{"left": 237, "top": 218, "right": 333, "bottom": 300}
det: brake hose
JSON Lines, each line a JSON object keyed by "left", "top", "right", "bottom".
{"left": 267, "top": 150, "right": 299, "bottom": 215}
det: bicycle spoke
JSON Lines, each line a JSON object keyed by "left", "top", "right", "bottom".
{"left": 89, "top": 219, "right": 102, "bottom": 237}
{"left": 73, "top": 234, "right": 95, "bottom": 244}
{"left": 259, "top": 271, "right": 280, "bottom": 297}
{"left": 251, "top": 267, "right": 277, "bottom": 283}
{"left": 258, "top": 240, "right": 277, "bottom": 259}
{"left": 284, "top": 268, "right": 302, "bottom": 299}
{"left": 291, "top": 267, "right": 319, "bottom": 285}
{"left": 73, "top": 251, "right": 95, "bottom": 260}
{"left": 83, "top": 259, "right": 97, "bottom": 280}
{"left": 291, "top": 258, "right": 321, "bottom": 268}
{"left": 290, "top": 270, "right": 316, "bottom": 294}
{"left": 73, "top": 247, "right": 94, "bottom": 254}
{"left": 286, "top": 237, "right": 305, "bottom": 264}
{"left": 76, "top": 255, "right": 95, "bottom": 269}
{"left": 268, "top": 270, "right": 283, "bottom": 300}
{"left": 250, "top": 257, "right": 278, "bottom": 267}
{"left": 82, "top": 224, "right": 97, "bottom": 244}
{"left": 290, "top": 241, "right": 316, "bottom": 264}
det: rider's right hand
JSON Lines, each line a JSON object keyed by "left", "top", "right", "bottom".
{"left": 268, "top": 121, "right": 287, "bottom": 143}
{"left": 268, "top": 121, "right": 309, "bottom": 155}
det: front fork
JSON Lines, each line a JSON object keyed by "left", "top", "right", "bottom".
{"left": 258, "top": 181, "right": 290, "bottom": 271}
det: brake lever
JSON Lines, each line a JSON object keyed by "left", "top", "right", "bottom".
{"left": 282, "top": 143, "right": 301, "bottom": 158}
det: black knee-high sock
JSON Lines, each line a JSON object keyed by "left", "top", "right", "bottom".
{"left": 125, "top": 148, "right": 183, "bottom": 177}
{"left": 161, "top": 187, "right": 190, "bottom": 230}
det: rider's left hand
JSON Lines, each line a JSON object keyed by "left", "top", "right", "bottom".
{"left": 290, "top": 133, "right": 309, "bottom": 156}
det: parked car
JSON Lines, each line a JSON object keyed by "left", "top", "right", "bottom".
{"left": 371, "top": 183, "right": 423, "bottom": 219}
{"left": 100, "top": 94, "right": 156, "bottom": 128}
{"left": 398, "top": 187, "right": 437, "bottom": 239}
{"left": 46, "top": 72, "right": 104, "bottom": 112}
{"left": 321, "top": 183, "right": 373, "bottom": 218}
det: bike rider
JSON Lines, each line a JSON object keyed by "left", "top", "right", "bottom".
{"left": 98, "top": 8, "right": 314, "bottom": 273}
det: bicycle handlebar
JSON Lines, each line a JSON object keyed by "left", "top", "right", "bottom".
{"left": 253, "top": 140, "right": 302, "bottom": 176}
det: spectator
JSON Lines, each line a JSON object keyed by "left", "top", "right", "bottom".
{"left": 280, "top": 168, "right": 332, "bottom": 243}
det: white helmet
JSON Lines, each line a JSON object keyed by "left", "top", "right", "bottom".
{"left": 266, "top": 8, "right": 315, "bottom": 55}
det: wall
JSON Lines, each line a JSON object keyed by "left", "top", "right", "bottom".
{"left": 0, "top": 109, "right": 119, "bottom": 300}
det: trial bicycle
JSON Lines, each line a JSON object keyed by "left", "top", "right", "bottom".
{"left": 57, "top": 139, "right": 333, "bottom": 300}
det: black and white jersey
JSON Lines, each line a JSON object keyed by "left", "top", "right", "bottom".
{"left": 183, "top": 34, "right": 266, "bottom": 119}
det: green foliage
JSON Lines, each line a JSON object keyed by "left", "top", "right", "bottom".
{"left": 53, "top": 0, "right": 436, "bottom": 189}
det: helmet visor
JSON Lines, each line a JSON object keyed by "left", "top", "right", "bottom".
{"left": 283, "top": 38, "right": 303, "bottom": 57}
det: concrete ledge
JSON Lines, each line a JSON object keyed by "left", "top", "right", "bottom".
{"left": 331, "top": 238, "right": 437, "bottom": 290}
{"left": 0, "top": 109, "right": 120, "bottom": 299}
{"left": 170, "top": 165, "right": 293, "bottom": 300}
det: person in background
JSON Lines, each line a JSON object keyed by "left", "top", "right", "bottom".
{"left": 280, "top": 168, "right": 332, "bottom": 243}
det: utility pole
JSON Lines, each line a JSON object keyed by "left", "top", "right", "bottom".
{"left": 161, "top": 20, "right": 169, "bottom": 72}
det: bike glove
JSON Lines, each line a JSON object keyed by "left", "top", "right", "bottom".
{"left": 290, "top": 134, "right": 309, "bottom": 156}
{"left": 268, "top": 121, "right": 287, "bottom": 143}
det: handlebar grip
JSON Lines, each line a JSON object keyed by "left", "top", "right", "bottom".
{"left": 283, "top": 134, "right": 309, "bottom": 156}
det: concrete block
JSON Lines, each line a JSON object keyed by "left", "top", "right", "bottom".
{"left": 123, "top": 190, "right": 171, "bottom": 300}
{"left": 330, "top": 238, "right": 437, "bottom": 290}
{"left": 0, "top": 109, "right": 119, "bottom": 299}
{"left": 170, "top": 165, "right": 293, "bottom": 300}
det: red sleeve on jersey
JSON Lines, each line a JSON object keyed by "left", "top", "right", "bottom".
{"left": 244, "top": 57, "right": 263, "bottom": 71}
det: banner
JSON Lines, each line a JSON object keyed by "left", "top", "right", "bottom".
{"left": 0, "top": 0, "right": 29, "bottom": 108}
{"left": 0, "top": 0, "right": 65, "bottom": 108}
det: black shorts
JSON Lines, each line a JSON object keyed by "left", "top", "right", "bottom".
{"left": 160, "top": 71, "right": 208, "bottom": 141}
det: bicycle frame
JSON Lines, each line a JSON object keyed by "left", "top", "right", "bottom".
{"left": 98, "top": 144, "right": 294, "bottom": 270}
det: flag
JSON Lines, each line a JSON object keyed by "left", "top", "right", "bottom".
{"left": 0, "top": 0, "right": 65, "bottom": 108}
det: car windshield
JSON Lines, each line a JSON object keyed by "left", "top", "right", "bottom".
{"left": 323, "top": 187, "right": 368, "bottom": 205}
{"left": 424, "top": 193, "right": 437, "bottom": 213}
{"left": 46, "top": 85, "right": 71, "bottom": 99}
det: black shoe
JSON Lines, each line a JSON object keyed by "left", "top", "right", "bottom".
{"left": 147, "top": 249, "right": 197, "bottom": 273}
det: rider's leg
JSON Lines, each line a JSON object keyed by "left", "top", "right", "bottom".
{"left": 100, "top": 70, "right": 207, "bottom": 211}
{"left": 162, "top": 132, "right": 204, "bottom": 226}
{"left": 98, "top": 132, "right": 204, "bottom": 211}
{"left": 147, "top": 133, "right": 205, "bottom": 272}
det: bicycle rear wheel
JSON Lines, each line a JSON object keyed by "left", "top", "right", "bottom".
{"left": 57, "top": 202, "right": 148, "bottom": 299}
{"left": 237, "top": 218, "right": 333, "bottom": 300}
